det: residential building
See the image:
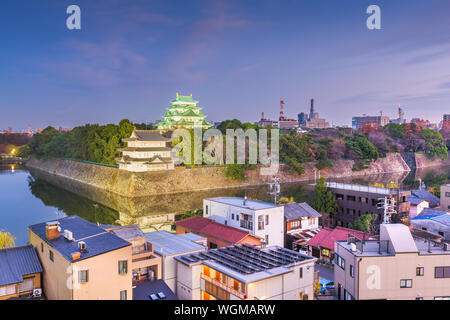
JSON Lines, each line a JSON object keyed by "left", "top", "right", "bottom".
{"left": 116, "top": 129, "right": 174, "bottom": 172}
{"left": 407, "top": 196, "right": 429, "bottom": 218}
{"left": 175, "top": 216, "right": 262, "bottom": 249}
{"left": 103, "top": 224, "right": 162, "bottom": 284}
{"left": 157, "top": 93, "right": 212, "bottom": 130}
{"left": 144, "top": 230, "right": 206, "bottom": 294}
{"left": 283, "top": 202, "right": 321, "bottom": 251}
{"left": 441, "top": 185, "right": 450, "bottom": 211}
{"left": 203, "top": 197, "right": 285, "bottom": 247}
{"left": 175, "top": 244, "right": 317, "bottom": 300}
{"left": 307, "top": 226, "right": 374, "bottom": 263}
{"left": 444, "top": 114, "right": 450, "bottom": 122}
{"left": 410, "top": 212, "right": 450, "bottom": 241}
{"left": 334, "top": 224, "right": 450, "bottom": 300}
{"left": 323, "top": 182, "right": 411, "bottom": 228}
{"left": 0, "top": 245, "right": 43, "bottom": 300}
{"left": 352, "top": 115, "right": 390, "bottom": 131}
{"left": 28, "top": 216, "right": 133, "bottom": 300}
{"left": 410, "top": 189, "right": 440, "bottom": 208}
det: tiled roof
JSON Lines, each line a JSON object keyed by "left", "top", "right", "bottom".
{"left": 307, "top": 226, "right": 374, "bottom": 250}
{"left": 411, "top": 190, "right": 440, "bottom": 208}
{"left": 416, "top": 208, "right": 448, "bottom": 217}
{"left": 283, "top": 202, "right": 321, "bottom": 220}
{"left": 123, "top": 130, "right": 170, "bottom": 142}
{"left": 175, "top": 216, "right": 256, "bottom": 244}
{"left": 0, "top": 245, "right": 43, "bottom": 286}
{"left": 407, "top": 195, "right": 428, "bottom": 206}
{"left": 28, "top": 216, "right": 131, "bottom": 262}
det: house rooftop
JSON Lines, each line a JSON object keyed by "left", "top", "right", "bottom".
{"left": 104, "top": 225, "right": 145, "bottom": 241}
{"left": 123, "top": 130, "right": 171, "bottom": 142}
{"left": 28, "top": 216, "right": 131, "bottom": 262}
{"left": 0, "top": 245, "right": 43, "bottom": 286}
{"left": 337, "top": 224, "right": 450, "bottom": 257}
{"left": 175, "top": 216, "right": 260, "bottom": 244}
{"left": 410, "top": 190, "right": 440, "bottom": 208}
{"left": 283, "top": 202, "right": 321, "bottom": 220}
{"left": 308, "top": 226, "right": 374, "bottom": 250}
{"left": 144, "top": 230, "right": 205, "bottom": 256}
{"left": 175, "top": 244, "right": 316, "bottom": 284}
{"left": 205, "top": 197, "right": 279, "bottom": 210}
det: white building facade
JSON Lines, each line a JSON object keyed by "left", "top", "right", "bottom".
{"left": 203, "top": 197, "right": 284, "bottom": 247}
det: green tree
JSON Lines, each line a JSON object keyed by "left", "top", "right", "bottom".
{"left": 0, "top": 231, "right": 15, "bottom": 249}
{"left": 349, "top": 214, "right": 375, "bottom": 233}
{"left": 311, "top": 177, "right": 339, "bottom": 215}
{"left": 384, "top": 123, "right": 405, "bottom": 139}
{"left": 420, "top": 129, "right": 448, "bottom": 160}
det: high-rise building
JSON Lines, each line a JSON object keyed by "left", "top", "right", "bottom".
{"left": 352, "top": 115, "right": 390, "bottom": 131}
{"left": 444, "top": 114, "right": 450, "bottom": 122}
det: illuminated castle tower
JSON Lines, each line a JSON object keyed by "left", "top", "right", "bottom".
{"left": 157, "top": 93, "right": 212, "bottom": 130}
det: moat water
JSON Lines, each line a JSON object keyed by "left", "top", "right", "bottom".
{"left": 1, "top": 163, "right": 450, "bottom": 246}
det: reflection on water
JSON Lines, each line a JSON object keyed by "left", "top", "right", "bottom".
{"left": 2, "top": 163, "right": 450, "bottom": 245}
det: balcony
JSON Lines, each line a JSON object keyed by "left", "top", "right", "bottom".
{"left": 132, "top": 242, "right": 153, "bottom": 260}
{"left": 240, "top": 220, "right": 253, "bottom": 230}
{"left": 200, "top": 273, "right": 246, "bottom": 300}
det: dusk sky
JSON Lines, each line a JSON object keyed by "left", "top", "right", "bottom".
{"left": 1, "top": 0, "right": 450, "bottom": 130}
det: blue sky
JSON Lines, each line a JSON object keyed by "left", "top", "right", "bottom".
{"left": 1, "top": 0, "right": 450, "bottom": 130}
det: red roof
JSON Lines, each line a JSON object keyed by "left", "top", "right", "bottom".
{"left": 175, "top": 216, "right": 257, "bottom": 244}
{"left": 307, "top": 226, "right": 373, "bottom": 250}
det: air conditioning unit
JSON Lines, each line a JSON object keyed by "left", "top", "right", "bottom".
{"left": 33, "top": 288, "right": 42, "bottom": 297}
{"left": 64, "top": 230, "right": 73, "bottom": 241}
{"left": 78, "top": 241, "right": 87, "bottom": 251}
{"left": 350, "top": 243, "right": 357, "bottom": 252}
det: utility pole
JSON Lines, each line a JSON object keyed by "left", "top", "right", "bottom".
{"left": 268, "top": 177, "right": 281, "bottom": 204}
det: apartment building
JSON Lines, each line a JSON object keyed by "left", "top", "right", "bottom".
{"left": 441, "top": 185, "right": 450, "bottom": 211}
{"left": 174, "top": 244, "right": 317, "bottom": 300}
{"left": 28, "top": 216, "right": 133, "bottom": 300}
{"left": 103, "top": 224, "right": 162, "bottom": 284}
{"left": 334, "top": 224, "right": 450, "bottom": 300}
{"left": 324, "top": 182, "right": 411, "bottom": 228}
{"left": 203, "top": 197, "right": 284, "bottom": 247}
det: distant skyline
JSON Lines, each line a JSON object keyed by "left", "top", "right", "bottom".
{"left": 1, "top": 0, "right": 450, "bottom": 130}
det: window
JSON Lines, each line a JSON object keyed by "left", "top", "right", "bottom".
{"left": 344, "top": 290, "right": 354, "bottom": 300}
{"left": 205, "top": 205, "right": 209, "bottom": 215}
{"left": 209, "top": 242, "right": 217, "bottom": 249}
{"left": 400, "top": 279, "right": 412, "bottom": 288}
{"left": 258, "top": 216, "right": 264, "bottom": 231}
{"left": 49, "top": 250, "right": 54, "bottom": 262}
{"left": 120, "top": 290, "right": 127, "bottom": 300}
{"left": 118, "top": 260, "right": 128, "bottom": 275}
{"left": 0, "top": 284, "right": 16, "bottom": 297}
{"left": 416, "top": 267, "right": 424, "bottom": 276}
{"left": 445, "top": 192, "right": 450, "bottom": 197}
{"left": 265, "top": 215, "right": 269, "bottom": 226}
{"left": 290, "top": 220, "right": 301, "bottom": 229}
{"left": 335, "top": 254, "right": 345, "bottom": 270}
{"left": 416, "top": 297, "right": 423, "bottom": 300}
{"left": 79, "top": 270, "right": 88, "bottom": 283}
{"left": 435, "top": 266, "right": 450, "bottom": 278}
{"left": 232, "top": 214, "right": 235, "bottom": 220}
{"left": 439, "top": 231, "right": 444, "bottom": 237}
{"left": 299, "top": 267, "right": 303, "bottom": 279}
{"left": 265, "top": 235, "right": 269, "bottom": 245}
{"left": 347, "top": 195, "right": 356, "bottom": 202}
{"left": 350, "top": 265, "right": 354, "bottom": 278}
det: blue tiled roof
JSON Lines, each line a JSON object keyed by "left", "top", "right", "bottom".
{"left": 411, "top": 190, "right": 440, "bottom": 207}
{"left": 28, "top": 216, "right": 131, "bottom": 263}
{"left": 407, "top": 195, "right": 428, "bottom": 206}
{"left": 0, "top": 245, "right": 43, "bottom": 286}
{"left": 133, "top": 279, "right": 178, "bottom": 300}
